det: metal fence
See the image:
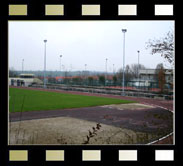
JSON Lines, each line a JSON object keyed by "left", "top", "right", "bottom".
{"left": 29, "top": 83, "right": 173, "bottom": 100}
{"left": 47, "top": 79, "right": 173, "bottom": 94}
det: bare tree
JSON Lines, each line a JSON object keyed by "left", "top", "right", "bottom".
{"left": 146, "top": 30, "right": 174, "bottom": 67}
{"left": 130, "top": 64, "right": 146, "bottom": 78}
{"left": 116, "top": 64, "right": 143, "bottom": 83}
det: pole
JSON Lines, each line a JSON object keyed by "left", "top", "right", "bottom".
{"left": 137, "top": 50, "right": 140, "bottom": 90}
{"left": 105, "top": 58, "right": 108, "bottom": 86}
{"left": 60, "top": 55, "right": 62, "bottom": 75}
{"left": 85, "top": 64, "right": 87, "bottom": 84}
{"left": 122, "top": 29, "right": 127, "bottom": 96}
{"left": 113, "top": 64, "right": 115, "bottom": 74}
{"left": 44, "top": 39, "right": 47, "bottom": 88}
{"left": 22, "top": 59, "right": 24, "bottom": 73}
{"left": 85, "top": 64, "right": 87, "bottom": 73}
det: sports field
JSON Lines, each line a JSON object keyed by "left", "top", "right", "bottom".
{"left": 9, "top": 87, "right": 135, "bottom": 112}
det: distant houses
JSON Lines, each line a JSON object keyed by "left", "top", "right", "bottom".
{"left": 9, "top": 69, "right": 173, "bottom": 91}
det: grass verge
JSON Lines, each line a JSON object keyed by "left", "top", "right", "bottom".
{"left": 9, "top": 87, "right": 136, "bottom": 112}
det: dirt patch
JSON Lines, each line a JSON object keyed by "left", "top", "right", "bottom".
{"left": 9, "top": 117, "right": 164, "bottom": 145}
{"left": 101, "top": 103, "right": 155, "bottom": 110}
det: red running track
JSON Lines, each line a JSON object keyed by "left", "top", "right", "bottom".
{"left": 10, "top": 86, "right": 173, "bottom": 111}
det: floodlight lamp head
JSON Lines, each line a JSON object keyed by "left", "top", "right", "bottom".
{"left": 137, "top": 50, "right": 140, "bottom": 53}
{"left": 44, "top": 39, "right": 47, "bottom": 43}
{"left": 122, "top": 29, "right": 127, "bottom": 33}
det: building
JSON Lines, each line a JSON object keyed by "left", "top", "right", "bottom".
{"left": 139, "top": 69, "right": 173, "bottom": 84}
{"left": 127, "top": 69, "right": 173, "bottom": 89}
{"left": 9, "top": 74, "right": 43, "bottom": 87}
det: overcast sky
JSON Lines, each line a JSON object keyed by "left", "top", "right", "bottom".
{"left": 9, "top": 21, "right": 174, "bottom": 72}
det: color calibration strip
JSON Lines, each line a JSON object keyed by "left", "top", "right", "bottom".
{"left": 8, "top": 4, "right": 174, "bottom": 16}
{"left": 45, "top": 5, "right": 64, "bottom": 16}
{"left": 46, "top": 150, "right": 64, "bottom": 161}
{"left": 9, "top": 150, "right": 175, "bottom": 161}
{"left": 118, "top": 5, "right": 137, "bottom": 16}
{"left": 119, "top": 150, "right": 137, "bottom": 161}
{"left": 82, "top": 5, "right": 100, "bottom": 16}
{"left": 82, "top": 150, "right": 101, "bottom": 161}
{"left": 9, "top": 150, "right": 28, "bottom": 161}
{"left": 9, "top": 5, "right": 27, "bottom": 16}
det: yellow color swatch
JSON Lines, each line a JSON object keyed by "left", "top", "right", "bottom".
{"left": 119, "top": 150, "right": 137, "bottom": 161}
{"left": 45, "top": 5, "right": 64, "bottom": 15}
{"left": 118, "top": 5, "right": 137, "bottom": 15}
{"left": 9, "top": 150, "right": 28, "bottom": 161}
{"left": 82, "top": 5, "right": 100, "bottom": 16}
{"left": 9, "top": 5, "right": 27, "bottom": 16}
{"left": 82, "top": 150, "right": 101, "bottom": 161}
{"left": 46, "top": 150, "right": 64, "bottom": 161}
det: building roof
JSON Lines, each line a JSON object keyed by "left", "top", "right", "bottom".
{"left": 139, "top": 69, "right": 173, "bottom": 75}
{"left": 20, "top": 73, "right": 35, "bottom": 76}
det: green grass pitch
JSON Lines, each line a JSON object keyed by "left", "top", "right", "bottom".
{"left": 9, "top": 87, "right": 136, "bottom": 112}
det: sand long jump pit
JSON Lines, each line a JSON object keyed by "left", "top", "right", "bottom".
{"left": 9, "top": 103, "right": 173, "bottom": 145}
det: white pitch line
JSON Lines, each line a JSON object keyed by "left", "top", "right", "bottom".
{"left": 147, "top": 132, "right": 173, "bottom": 145}
{"left": 142, "top": 102, "right": 173, "bottom": 112}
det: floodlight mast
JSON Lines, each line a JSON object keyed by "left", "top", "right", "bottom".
{"left": 85, "top": 64, "right": 87, "bottom": 80}
{"left": 22, "top": 59, "right": 24, "bottom": 73}
{"left": 137, "top": 50, "right": 140, "bottom": 91}
{"left": 113, "top": 64, "right": 115, "bottom": 74}
{"left": 43, "top": 39, "right": 47, "bottom": 88}
{"left": 60, "top": 55, "right": 62, "bottom": 73}
{"left": 105, "top": 58, "right": 108, "bottom": 86}
{"left": 121, "top": 29, "right": 127, "bottom": 96}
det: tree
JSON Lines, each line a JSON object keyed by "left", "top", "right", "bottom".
{"left": 154, "top": 63, "right": 163, "bottom": 82}
{"left": 125, "top": 65, "right": 134, "bottom": 82}
{"left": 98, "top": 75, "right": 105, "bottom": 85}
{"left": 146, "top": 30, "right": 174, "bottom": 66}
{"left": 130, "top": 64, "right": 146, "bottom": 78}
{"left": 112, "top": 75, "right": 117, "bottom": 85}
{"left": 48, "top": 77, "right": 56, "bottom": 83}
{"left": 72, "top": 77, "right": 81, "bottom": 84}
{"left": 88, "top": 77, "right": 94, "bottom": 85}
{"left": 155, "top": 63, "right": 166, "bottom": 93}
{"left": 116, "top": 68, "right": 123, "bottom": 83}
{"left": 9, "top": 67, "right": 18, "bottom": 77}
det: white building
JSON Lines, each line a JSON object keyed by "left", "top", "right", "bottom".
{"left": 139, "top": 69, "right": 173, "bottom": 84}
{"left": 9, "top": 74, "right": 43, "bottom": 87}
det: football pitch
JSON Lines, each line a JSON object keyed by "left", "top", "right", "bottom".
{"left": 9, "top": 87, "right": 136, "bottom": 112}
